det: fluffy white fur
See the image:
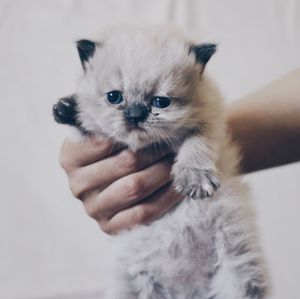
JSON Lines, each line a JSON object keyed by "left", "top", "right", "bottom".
{"left": 71, "top": 25, "right": 269, "bottom": 299}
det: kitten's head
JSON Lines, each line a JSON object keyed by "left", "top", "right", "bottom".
{"left": 75, "top": 26, "right": 218, "bottom": 150}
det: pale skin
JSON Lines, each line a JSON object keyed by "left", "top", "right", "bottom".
{"left": 60, "top": 69, "right": 300, "bottom": 234}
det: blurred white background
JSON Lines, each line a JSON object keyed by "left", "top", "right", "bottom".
{"left": 0, "top": 0, "right": 299, "bottom": 298}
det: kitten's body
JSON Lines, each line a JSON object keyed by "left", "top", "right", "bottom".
{"left": 110, "top": 176, "right": 263, "bottom": 299}
{"left": 54, "top": 25, "right": 268, "bottom": 299}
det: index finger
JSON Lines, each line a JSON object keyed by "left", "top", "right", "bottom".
{"left": 59, "top": 136, "right": 122, "bottom": 169}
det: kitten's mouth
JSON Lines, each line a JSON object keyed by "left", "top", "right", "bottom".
{"left": 126, "top": 123, "right": 146, "bottom": 132}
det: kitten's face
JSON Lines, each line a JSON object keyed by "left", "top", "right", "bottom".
{"left": 76, "top": 26, "right": 215, "bottom": 150}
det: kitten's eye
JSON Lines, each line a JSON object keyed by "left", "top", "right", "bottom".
{"left": 106, "top": 90, "right": 124, "bottom": 105}
{"left": 152, "top": 96, "right": 171, "bottom": 108}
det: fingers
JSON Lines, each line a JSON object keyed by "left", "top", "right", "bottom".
{"left": 72, "top": 146, "right": 173, "bottom": 198}
{"left": 59, "top": 136, "right": 179, "bottom": 235}
{"left": 98, "top": 184, "right": 183, "bottom": 235}
{"left": 83, "top": 155, "right": 173, "bottom": 218}
{"left": 59, "top": 136, "right": 120, "bottom": 170}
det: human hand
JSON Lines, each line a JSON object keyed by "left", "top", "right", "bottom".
{"left": 59, "top": 137, "right": 182, "bottom": 234}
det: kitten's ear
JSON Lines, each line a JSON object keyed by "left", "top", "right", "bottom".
{"left": 76, "top": 39, "right": 98, "bottom": 70}
{"left": 189, "top": 43, "right": 217, "bottom": 67}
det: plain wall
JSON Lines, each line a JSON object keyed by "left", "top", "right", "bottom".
{"left": 0, "top": 0, "right": 299, "bottom": 298}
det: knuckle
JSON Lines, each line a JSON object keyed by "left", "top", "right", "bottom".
{"left": 83, "top": 202, "right": 99, "bottom": 218}
{"left": 123, "top": 176, "right": 145, "bottom": 200}
{"left": 59, "top": 152, "right": 71, "bottom": 171}
{"left": 118, "top": 151, "right": 139, "bottom": 172}
{"left": 59, "top": 141, "right": 73, "bottom": 170}
{"left": 69, "top": 172, "right": 89, "bottom": 199}
{"left": 100, "top": 221, "right": 115, "bottom": 235}
{"left": 69, "top": 182, "right": 83, "bottom": 199}
{"left": 132, "top": 206, "right": 151, "bottom": 224}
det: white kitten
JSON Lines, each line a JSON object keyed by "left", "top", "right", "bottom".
{"left": 54, "top": 25, "right": 269, "bottom": 299}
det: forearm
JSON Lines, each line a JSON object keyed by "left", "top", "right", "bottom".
{"left": 226, "top": 68, "right": 300, "bottom": 174}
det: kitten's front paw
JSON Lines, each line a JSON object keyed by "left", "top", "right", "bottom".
{"left": 172, "top": 165, "right": 220, "bottom": 199}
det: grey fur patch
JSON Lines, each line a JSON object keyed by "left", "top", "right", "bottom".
{"left": 245, "top": 281, "right": 266, "bottom": 298}
{"left": 153, "top": 282, "right": 167, "bottom": 299}
{"left": 233, "top": 242, "right": 250, "bottom": 256}
{"left": 207, "top": 264, "right": 220, "bottom": 279}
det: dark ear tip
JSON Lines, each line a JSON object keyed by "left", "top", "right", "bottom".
{"left": 76, "top": 39, "right": 95, "bottom": 49}
{"left": 190, "top": 43, "right": 218, "bottom": 66}
{"left": 205, "top": 43, "right": 217, "bottom": 53}
{"left": 76, "top": 39, "right": 103, "bottom": 50}
{"left": 76, "top": 39, "right": 97, "bottom": 70}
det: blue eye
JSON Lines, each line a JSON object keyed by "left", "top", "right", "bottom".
{"left": 152, "top": 96, "right": 171, "bottom": 108}
{"left": 106, "top": 90, "right": 124, "bottom": 105}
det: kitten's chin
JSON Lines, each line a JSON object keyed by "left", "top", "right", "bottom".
{"left": 116, "top": 129, "right": 155, "bottom": 151}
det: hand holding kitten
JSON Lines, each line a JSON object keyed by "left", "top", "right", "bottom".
{"left": 60, "top": 136, "right": 182, "bottom": 234}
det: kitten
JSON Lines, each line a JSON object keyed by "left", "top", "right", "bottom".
{"left": 53, "top": 25, "right": 269, "bottom": 299}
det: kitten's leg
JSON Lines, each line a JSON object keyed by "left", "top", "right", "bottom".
{"left": 172, "top": 133, "right": 220, "bottom": 199}
{"left": 208, "top": 210, "right": 269, "bottom": 299}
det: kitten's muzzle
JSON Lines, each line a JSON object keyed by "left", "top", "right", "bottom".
{"left": 123, "top": 103, "right": 149, "bottom": 125}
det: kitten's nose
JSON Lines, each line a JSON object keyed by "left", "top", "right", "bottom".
{"left": 123, "top": 103, "right": 149, "bottom": 124}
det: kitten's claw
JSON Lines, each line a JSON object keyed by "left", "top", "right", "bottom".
{"left": 172, "top": 166, "right": 220, "bottom": 199}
